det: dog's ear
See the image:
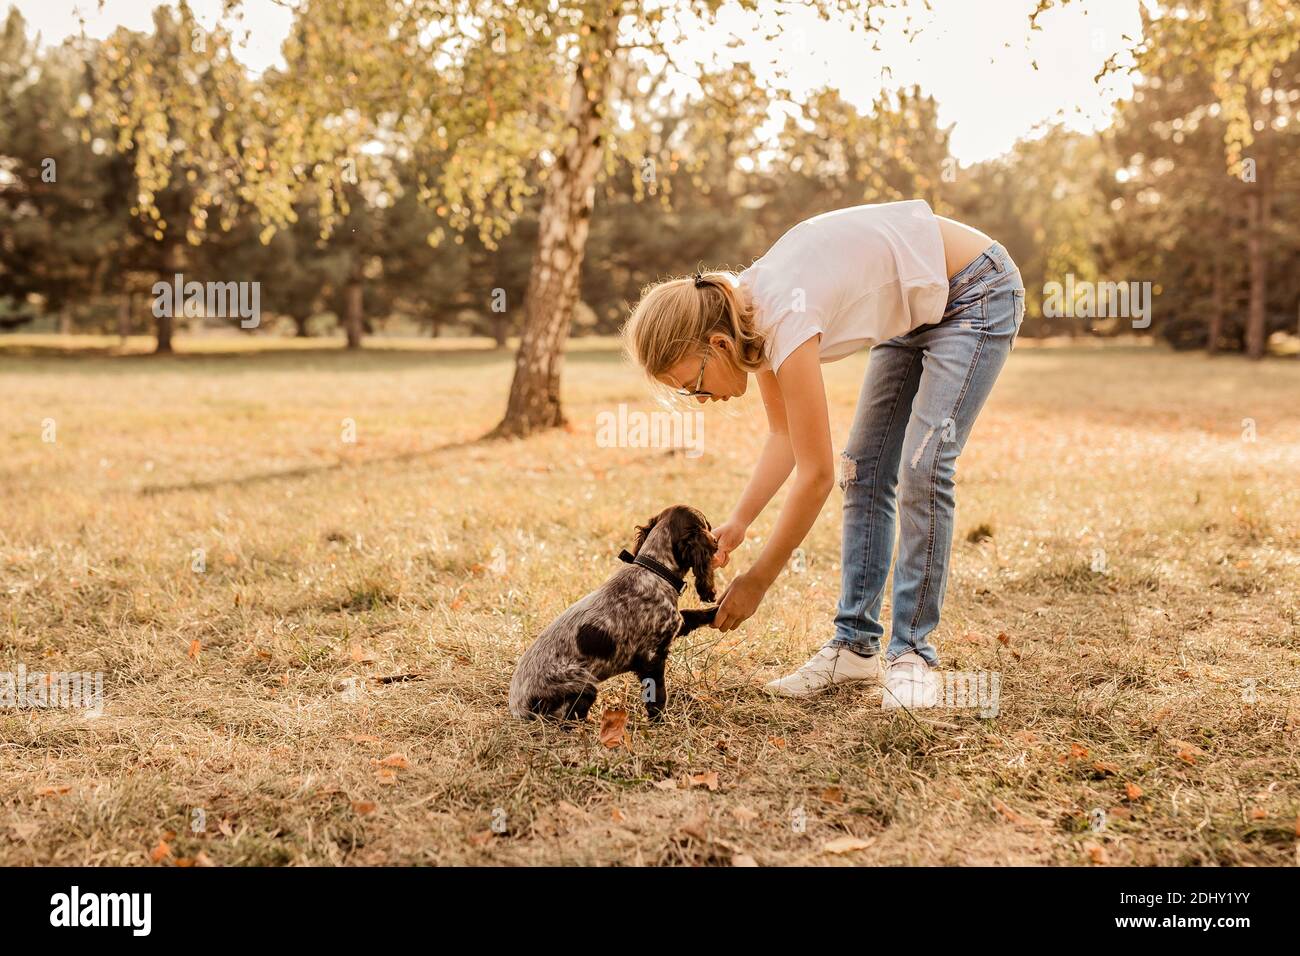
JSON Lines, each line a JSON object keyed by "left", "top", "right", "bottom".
{"left": 631, "top": 514, "right": 659, "bottom": 555}
{"left": 681, "top": 525, "right": 717, "bottom": 603}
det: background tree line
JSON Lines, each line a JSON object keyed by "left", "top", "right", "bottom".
{"left": 1, "top": 2, "right": 1296, "bottom": 429}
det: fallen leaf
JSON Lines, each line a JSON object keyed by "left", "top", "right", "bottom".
{"left": 372, "top": 753, "right": 409, "bottom": 770}
{"left": 1250, "top": 808, "right": 1267, "bottom": 820}
{"left": 687, "top": 771, "right": 719, "bottom": 792}
{"left": 598, "top": 709, "right": 628, "bottom": 749}
{"left": 149, "top": 839, "right": 172, "bottom": 863}
{"left": 652, "top": 778, "right": 677, "bottom": 791}
{"left": 996, "top": 632, "right": 1011, "bottom": 646}
{"left": 1125, "top": 783, "right": 1144, "bottom": 801}
{"left": 732, "top": 853, "right": 759, "bottom": 867}
{"left": 610, "top": 808, "right": 626, "bottom": 823}
{"left": 1069, "top": 743, "right": 1090, "bottom": 761}
{"left": 1085, "top": 843, "right": 1107, "bottom": 865}
{"left": 679, "top": 812, "right": 709, "bottom": 841}
{"left": 824, "top": 836, "right": 873, "bottom": 854}
{"left": 188, "top": 639, "right": 201, "bottom": 660}
{"left": 992, "top": 797, "right": 1031, "bottom": 826}
{"left": 35, "top": 785, "right": 71, "bottom": 798}
{"left": 820, "top": 786, "right": 845, "bottom": 804}
{"left": 352, "top": 801, "right": 377, "bottom": 816}
{"left": 194, "top": 851, "right": 216, "bottom": 867}
{"left": 1092, "top": 761, "right": 1120, "bottom": 775}
{"left": 767, "top": 736, "right": 786, "bottom": 749}
{"left": 467, "top": 830, "right": 493, "bottom": 847}
{"left": 374, "top": 769, "right": 398, "bottom": 785}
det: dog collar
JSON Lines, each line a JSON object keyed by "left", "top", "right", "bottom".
{"left": 618, "top": 549, "right": 685, "bottom": 594}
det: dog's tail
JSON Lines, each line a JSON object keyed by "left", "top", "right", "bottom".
{"left": 509, "top": 660, "right": 597, "bottom": 719}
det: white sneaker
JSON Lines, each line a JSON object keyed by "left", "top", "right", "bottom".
{"left": 763, "top": 645, "right": 883, "bottom": 698}
{"left": 882, "top": 651, "right": 940, "bottom": 710}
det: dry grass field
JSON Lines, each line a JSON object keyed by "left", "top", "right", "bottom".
{"left": 1, "top": 334, "right": 1297, "bottom": 866}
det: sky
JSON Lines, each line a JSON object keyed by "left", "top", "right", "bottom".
{"left": 8, "top": 0, "right": 1145, "bottom": 165}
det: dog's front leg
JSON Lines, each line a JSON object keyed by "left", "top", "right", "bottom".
{"left": 677, "top": 606, "right": 718, "bottom": 636}
{"left": 636, "top": 654, "right": 668, "bottom": 720}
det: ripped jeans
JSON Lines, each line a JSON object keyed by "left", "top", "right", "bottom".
{"left": 828, "top": 242, "right": 1024, "bottom": 666}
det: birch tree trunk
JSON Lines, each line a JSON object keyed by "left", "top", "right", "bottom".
{"left": 489, "top": 15, "right": 617, "bottom": 438}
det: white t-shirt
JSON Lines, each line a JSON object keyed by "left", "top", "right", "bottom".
{"left": 739, "top": 200, "right": 948, "bottom": 372}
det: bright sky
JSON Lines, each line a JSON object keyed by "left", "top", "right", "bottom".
{"left": 9, "top": 0, "right": 1144, "bottom": 165}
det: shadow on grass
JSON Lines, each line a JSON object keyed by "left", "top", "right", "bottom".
{"left": 138, "top": 436, "right": 485, "bottom": 496}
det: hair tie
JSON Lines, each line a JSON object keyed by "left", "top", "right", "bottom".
{"left": 692, "top": 272, "right": 706, "bottom": 288}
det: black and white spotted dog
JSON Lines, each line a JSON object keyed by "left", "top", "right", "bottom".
{"left": 508, "top": 505, "right": 718, "bottom": 721}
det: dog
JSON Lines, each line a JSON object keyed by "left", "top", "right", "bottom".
{"left": 509, "top": 505, "right": 718, "bottom": 721}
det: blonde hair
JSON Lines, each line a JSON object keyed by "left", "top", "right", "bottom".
{"left": 622, "top": 271, "right": 767, "bottom": 387}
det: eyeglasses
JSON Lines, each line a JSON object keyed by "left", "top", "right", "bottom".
{"left": 673, "top": 352, "right": 712, "bottom": 398}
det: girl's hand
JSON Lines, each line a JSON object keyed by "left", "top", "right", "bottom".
{"left": 710, "top": 520, "right": 747, "bottom": 568}
{"left": 713, "top": 571, "right": 768, "bottom": 632}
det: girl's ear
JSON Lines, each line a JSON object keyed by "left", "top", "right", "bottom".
{"left": 632, "top": 515, "right": 659, "bottom": 555}
{"left": 682, "top": 527, "right": 717, "bottom": 603}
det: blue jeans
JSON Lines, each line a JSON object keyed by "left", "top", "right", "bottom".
{"left": 828, "top": 242, "right": 1024, "bottom": 666}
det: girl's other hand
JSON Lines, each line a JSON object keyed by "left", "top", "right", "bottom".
{"left": 710, "top": 520, "right": 747, "bottom": 568}
{"left": 713, "top": 571, "right": 768, "bottom": 631}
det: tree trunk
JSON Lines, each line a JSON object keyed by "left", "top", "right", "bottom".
{"left": 118, "top": 293, "right": 132, "bottom": 345}
{"left": 1207, "top": 257, "right": 1224, "bottom": 355}
{"left": 492, "top": 314, "right": 508, "bottom": 348}
{"left": 488, "top": 16, "right": 617, "bottom": 438}
{"left": 293, "top": 313, "right": 312, "bottom": 338}
{"left": 155, "top": 310, "right": 174, "bottom": 354}
{"left": 156, "top": 240, "right": 183, "bottom": 354}
{"left": 1244, "top": 162, "right": 1271, "bottom": 360}
{"left": 344, "top": 276, "right": 364, "bottom": 350}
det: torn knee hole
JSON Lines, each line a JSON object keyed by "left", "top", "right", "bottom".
{"left": 838, "top": 453, "right": 857, "bottom": 489}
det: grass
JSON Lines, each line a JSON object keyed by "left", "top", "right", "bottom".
{"left": 1, "top": 334, "right": 1297, "bottom": 866}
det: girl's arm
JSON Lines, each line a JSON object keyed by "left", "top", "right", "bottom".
{"left": 714, "top": 336, "right": 835, "bottom": 631}
{"left": 713, "top": 370, "right": 795, "bottom": 562}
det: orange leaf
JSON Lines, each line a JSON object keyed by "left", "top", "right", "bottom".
{"left": 1069, "top": 743, "right": 1090, "bottom": 761}
{"left": 820, "top": 786, "right": 845, "bottom": 804}
{"left": 687, "top": 771, "right": 720, "bottom": 792}
{"left": 352, "top": 801, "right": 377, "bottom": 816}
{"left": 1125, "top": 783, "right": 1144, "bottom": 801}
{"left": 373, "top": 753, "right": 409, "bottom": 769}
{"left": 1092, "top": 761, "right": 1120, "bottom": 775}
{"left": 1085, "top": 843, "right": 1107, "bottom": 865}
{"left": 598, "top": 709, "right": 628, "bottom": 749}
{"left": 188, "top": 639, "right": 201, "bottom": 660}
{"left": 374, "top": 769, "right": 398, "bottom": 785}
{"left": 149, "top": 839, "right": 172, "bottom": 863}
{"left": 767, "top": 736, "right": 786, "bottom": 749}
{"left": 35, "top": 785, "right": 71, "bottom": 798}
{"left": 996, "top": 632, "right": 1011, "bottom": 646}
